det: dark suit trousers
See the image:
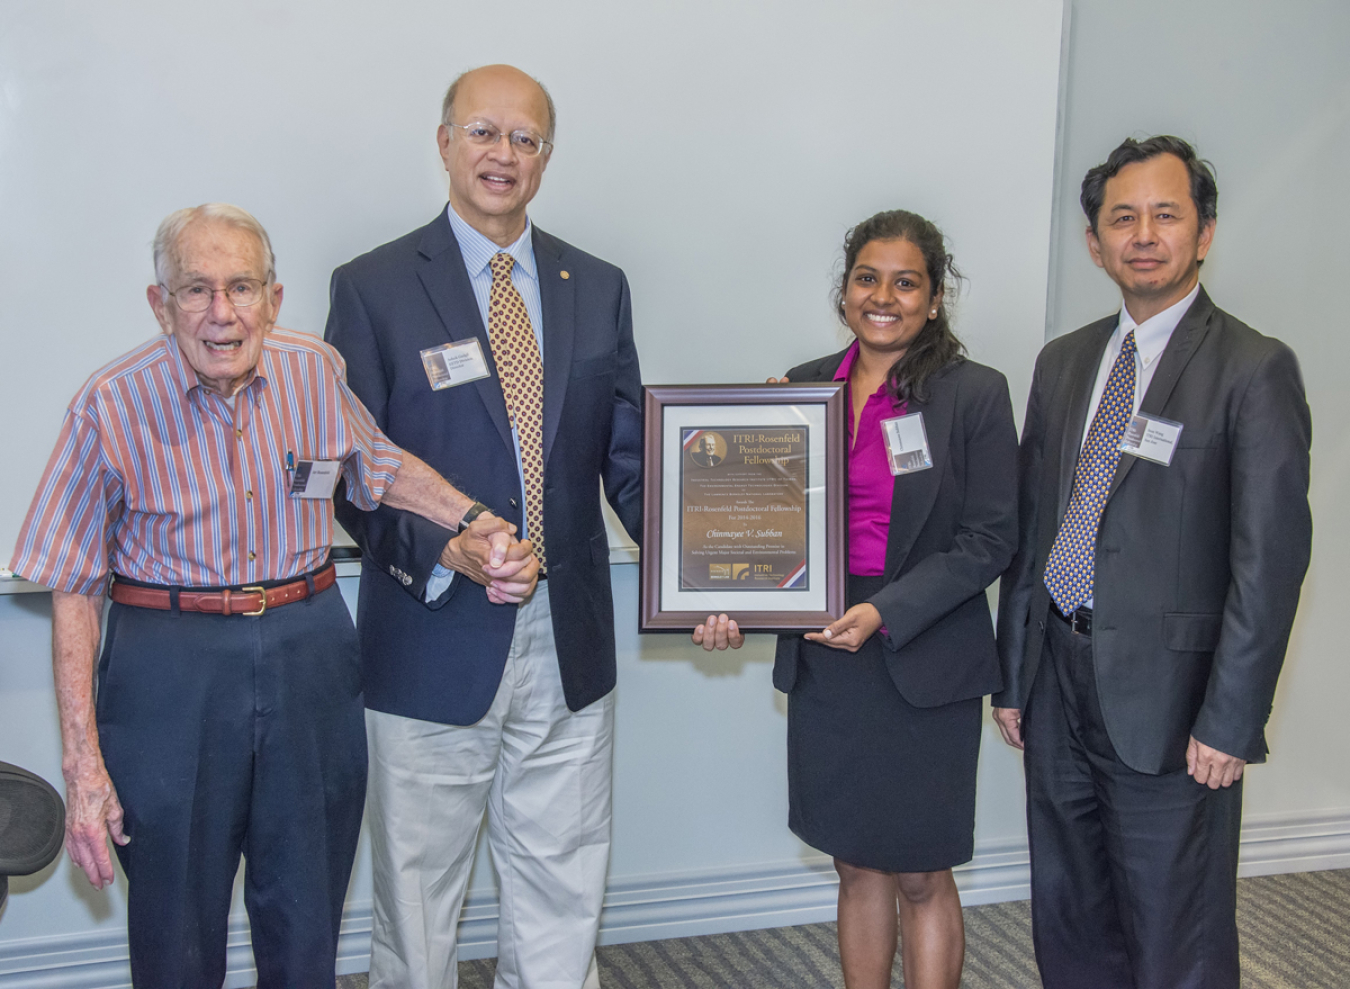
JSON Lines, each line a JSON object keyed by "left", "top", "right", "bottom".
{"left": 1024, "top": 615, "right": 1243, "bottom": 989}
{"left": 97, "top": 585, "right": 367, "bottom": 988}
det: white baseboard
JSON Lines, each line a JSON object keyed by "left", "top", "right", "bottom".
{"left": 1235, "top": 809, "right": 1350, "bottom": 877}
{"left": 3, "top": 809, "right": 1347, "bottom": 987}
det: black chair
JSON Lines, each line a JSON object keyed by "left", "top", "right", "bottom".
{"left": 0, "top": 761, "right": 66, "bottom": 912}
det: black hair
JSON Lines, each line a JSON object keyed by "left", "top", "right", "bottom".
{"left": 834, "top": 209, "right": 965, "bottom": 403}
{"left": 1080, "top": 135, "right": 1218, "bottom": 234}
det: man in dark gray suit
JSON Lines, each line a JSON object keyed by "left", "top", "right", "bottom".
{"left": 994, "top": 135, "right": 1312, "bottom": 989}
{"left": 326, "top": 64, "right": 642, "bottom": 989}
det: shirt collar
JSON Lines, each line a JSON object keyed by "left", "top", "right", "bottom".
{"left": 1117, "top": 281, "right": 1201, "bottom": 369}
{"left": 445, "top": 203, "right": 536, "bottom": 281}
{"left": 833, "top": 340, "right": 860, "bottom": 382}
{"left": 834, "top": 339, "right": 905, "bottom": 410}
{"left": 162, "top": 333, "right": 266, "bottom": 402}
{"left": 164, "top": 334, "right": 200, "bottom": 395}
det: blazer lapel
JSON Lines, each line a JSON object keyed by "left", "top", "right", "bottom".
{"left": 1106, "top": 287, "right": 1215, "bottom": 500}
{"left": 414, "top": 215, "right": 514, "bottom": 453}
{"left": 884, "top": 375, "right": 950, "bottom": 579}
{"left": 534, "top": 228, "right": 576, "bottom": 466}
{"left": 806, "top": 349, "right": 849, "bottom": 382}
{"left": 802, "top": 349, "right": 946, "bottom": 580}
{"left": 1054, "top": 318, "right": 1116, "bottom": 516}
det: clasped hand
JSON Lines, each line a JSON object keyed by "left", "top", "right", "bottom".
{"left": 440, "top": 514, "right": 539, "bottom": 604}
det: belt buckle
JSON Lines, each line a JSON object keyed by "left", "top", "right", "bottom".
{"left": 1070, "top": 608, "right": 1090, "bottom": 635}
{"left": 240, "top": 585, "right": 268, "bottom": 617}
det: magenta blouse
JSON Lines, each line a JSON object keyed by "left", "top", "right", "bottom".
{"left": 835, "top": 341, "right": 908, "bottom": 577}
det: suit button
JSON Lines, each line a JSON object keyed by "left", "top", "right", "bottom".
{"left": 509, "top": 498, "right": 519, "bottom": 508}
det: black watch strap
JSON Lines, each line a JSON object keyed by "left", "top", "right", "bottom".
{"left": 457, "top": 501, "right": 492, "bottom": 533}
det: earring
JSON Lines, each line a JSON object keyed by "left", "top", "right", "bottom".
{"left": 929, "top": 309, "right": 938, "bottom": 318}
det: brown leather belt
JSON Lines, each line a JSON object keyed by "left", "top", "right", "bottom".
{"left": 110, "top": 564, "right": 337, "bottom": 617}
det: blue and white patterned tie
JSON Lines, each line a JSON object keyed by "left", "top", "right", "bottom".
{"left": 1043, "top": 330, "right": 1138, "bottom": 614}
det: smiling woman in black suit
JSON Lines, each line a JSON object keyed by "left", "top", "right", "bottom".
{"left": 695, "top": 210, "right": 1018, "bottom": 989}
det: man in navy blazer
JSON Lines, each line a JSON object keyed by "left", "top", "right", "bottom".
{"left": 994, "top": 136, "right": 1312, "bottom": 989}
{"left": 326, "top": 65, "right": 642, "bottom": 989}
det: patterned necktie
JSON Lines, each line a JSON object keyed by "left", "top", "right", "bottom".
{"left": 487, "top": 252, "right": 546, "bottom": 569}
{"left": 1043, "top": 330, "right": 1138, "bottom": 614}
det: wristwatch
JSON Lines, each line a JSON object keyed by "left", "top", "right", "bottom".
{"left": 457, "top": 501, "right": 492, "bottom": 533}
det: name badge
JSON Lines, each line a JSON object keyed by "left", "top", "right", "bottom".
{"left": 1119, "top": 413, "right": 1184, "bottom": 466}
{"left": 421, "top": 339, "right": 490, "bottom": 391}
{"left": 881, "top": 411, "right": 933, "bottom": 475}
{"left": 290, "top": 460, "right": 342, "bottom": 499}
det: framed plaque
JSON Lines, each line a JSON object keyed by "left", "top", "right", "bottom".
{"left": 639, "top": 383, "right": 847, "bottom": 632}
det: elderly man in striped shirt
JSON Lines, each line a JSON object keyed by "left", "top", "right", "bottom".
{"left": 9, "top": 203, "right": 538, "bottom": 988}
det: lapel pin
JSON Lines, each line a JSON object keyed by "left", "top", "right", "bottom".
{"left": 560, "top": 270, "right": 570, "bottom": 279}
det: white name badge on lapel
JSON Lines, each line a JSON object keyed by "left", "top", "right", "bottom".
{"left": 289, "top": 460, "right": 342, "bottom": 499}
{"left": 881, "top": 411, "right": 934, "bottom": 475}
{"left": 420, "top": 339, "right": 490, "bottom": 391}
{"left": 1119, "top": 413, "right": 1184, "bottom": 466}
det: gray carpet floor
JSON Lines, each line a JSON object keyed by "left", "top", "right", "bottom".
{"left": 333, "top": 868, "right": 1350, "bottom": 988}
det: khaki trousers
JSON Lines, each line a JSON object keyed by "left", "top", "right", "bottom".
{"left": 366, "top": 583, "right": 612, "bottom": 989}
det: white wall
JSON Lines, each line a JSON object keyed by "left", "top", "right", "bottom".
{"left": 6, "top": 2, "right": 1350, "bottom": 986}
{"left": 8, "top": 2, "right": 1350, "bottom": 985}
{"left": 1, "top": 1, "right": 1064, "bottom": 983}
{"left": 0, "top": 0, "right": 1062, "bottom": 552}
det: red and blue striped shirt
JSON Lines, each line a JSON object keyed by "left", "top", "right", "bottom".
{"left": 10, "top": 328, "right": 402, "bottom": 594}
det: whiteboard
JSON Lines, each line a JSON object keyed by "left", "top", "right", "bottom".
{"left": 0, "top": 0, "right": 1063, "bottom": 556}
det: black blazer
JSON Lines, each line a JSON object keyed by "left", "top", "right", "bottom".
{"left": 994, "top": 287, "right": 1312, "bottom": 774}
{"left": 774, "top": 351, "right": 1019, "bottom": 708}
{"left": 326, "top": 213, "right": 643, "bottom": 725}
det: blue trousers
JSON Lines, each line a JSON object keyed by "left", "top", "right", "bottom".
{"left": 97, "top": 583, "right": 367, "bottom": 988}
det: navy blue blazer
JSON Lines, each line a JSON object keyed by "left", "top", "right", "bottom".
{"left": 326, "top": 213, "right": 643, "bottom": 725}
{"left": 774, "top": 352, "right": 1019, "bottom": 708}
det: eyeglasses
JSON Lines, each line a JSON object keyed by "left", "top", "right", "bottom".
{"left": 163, "top": 279, "right": 267, "bottom": 312}
{"left": 447, "top": 120, "right": 553, "bottom": 158}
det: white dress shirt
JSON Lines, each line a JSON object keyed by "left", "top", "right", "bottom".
{"left": 1080, "top": 280, "right": 1200, "bottom": 608}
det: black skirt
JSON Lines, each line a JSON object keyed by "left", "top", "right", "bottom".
{"left": 787, "top": 574, "right": 982, "bottom": 873}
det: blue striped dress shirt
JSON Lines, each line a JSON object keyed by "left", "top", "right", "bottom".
{"left": 427, "top": 205, "right": 545, "bottom": 596}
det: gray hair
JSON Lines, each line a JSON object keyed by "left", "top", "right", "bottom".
{"left": 441, "top": 68, "right": 557, "bottom": 143}
{"left": 152, "top": 203, "right": 276, "bottom": 287}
